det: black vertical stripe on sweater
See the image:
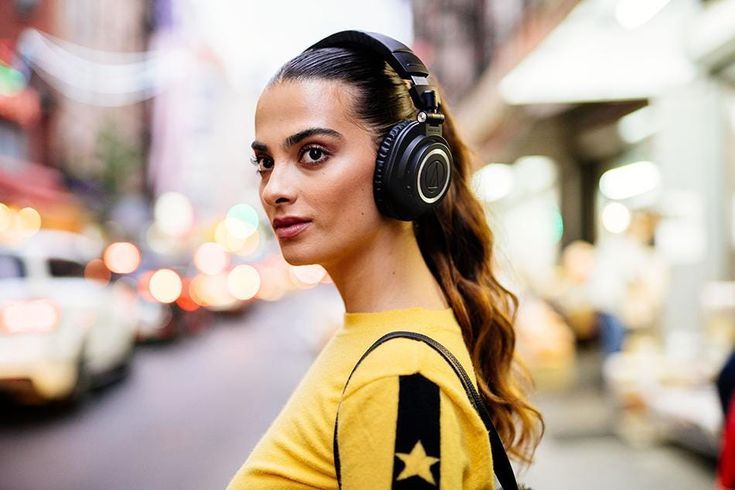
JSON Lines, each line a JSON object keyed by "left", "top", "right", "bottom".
{"left": 392, "top": 373, "right": 441, "bottom": 488}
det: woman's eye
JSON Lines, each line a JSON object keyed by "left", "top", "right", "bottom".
{"left": 250, "top": 155, "right": 273, "bottom": 173}
{"left": 300, "top": 146, "right": 329, "bottom": 165}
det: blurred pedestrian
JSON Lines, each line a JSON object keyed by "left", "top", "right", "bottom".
{"left": 588, "top": 210, "right": 668, "bottom": 356}
{"left": 227, "top": 31, "right": 543, "bottom": 489}
{"left": 717, "top": 351, "right": 735, "bottom": 490}
{"left": 718, "top": 351, "right": 735, "bottom": 415}
{"left": 547, "top": 240, "right": 598, "bottom": 341}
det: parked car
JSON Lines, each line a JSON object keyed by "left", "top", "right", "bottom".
{"left": 0, "top": 230, "right": 138, "bottom": 404}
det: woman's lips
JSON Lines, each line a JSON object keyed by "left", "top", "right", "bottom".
{"left": 274, "top": 221, "right": 311, "bottom": 239}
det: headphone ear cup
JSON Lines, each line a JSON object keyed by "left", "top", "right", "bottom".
{"left": 374, "top": 120, "right": 412, "bottom": 218}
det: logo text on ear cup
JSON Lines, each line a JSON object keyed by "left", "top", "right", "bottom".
{"left": 417, "top": 149, "right": 450, "bottom": 204}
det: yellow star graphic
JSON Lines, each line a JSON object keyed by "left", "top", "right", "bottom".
{"left": 395, "top": 440, "right": 440, "bottom": 485}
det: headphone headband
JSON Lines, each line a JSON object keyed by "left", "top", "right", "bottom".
{"left": 307, "top": 30, "right": 429, "bottom": 79}
{"left": 306, "top": 30, "right": 440, "bottom": 116}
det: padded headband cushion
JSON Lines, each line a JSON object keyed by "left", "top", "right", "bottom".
{"left": 306, "top": 30, "right": 429, "bottom": 80}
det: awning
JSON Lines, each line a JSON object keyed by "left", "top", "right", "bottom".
{"left": 498, "top": 0, "right": 698, "bottom": 105}
{"left": 0, "top": 156, "right": 89, "bottom": 231}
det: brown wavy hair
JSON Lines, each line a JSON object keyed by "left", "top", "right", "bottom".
{"left": 272, "top": 45, "right": 544, "bottom": 464}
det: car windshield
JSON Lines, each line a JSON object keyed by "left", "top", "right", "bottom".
{"left": 0, "top": 254, "right": 26, "bottom": 279}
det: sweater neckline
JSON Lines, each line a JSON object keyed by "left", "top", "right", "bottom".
{"left": 340, "top": 306, "right": 458, "bottom": 334}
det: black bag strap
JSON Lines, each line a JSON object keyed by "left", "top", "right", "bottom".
{"left": 333, "top": 330, "right": 519, "bottom": 490}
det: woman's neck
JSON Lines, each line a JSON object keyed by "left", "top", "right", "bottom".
{"left": 325, "top": 223, "right": 449, "bottom": 313}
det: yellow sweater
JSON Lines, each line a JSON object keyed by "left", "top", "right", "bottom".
{"left": 227, "top": 306, "right": 494, "bottom": 489}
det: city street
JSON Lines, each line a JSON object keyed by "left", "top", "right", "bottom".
{"left": 0, "top": 286, "right": 341, "bottom": 490}
{"left": 1, "top": 1, "right": 733, "bottom": 489}
{"left": 0, "top": 285, "right": 718, "bottom": 490}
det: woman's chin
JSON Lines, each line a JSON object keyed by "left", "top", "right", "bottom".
{"left": 279, "top": 247, "right": 320, "bottom": 267}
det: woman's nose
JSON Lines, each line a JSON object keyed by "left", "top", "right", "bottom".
{"left": 260, "top": 163, "right": 297, "bottom": 207}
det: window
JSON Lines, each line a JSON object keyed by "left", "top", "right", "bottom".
{"left": 48, "top": 258, "right": 85, "bottom": 278}
{"left": 0, "top": 254, "right": 25, "bottom": 279}
{"left": 0, "top": 120, "right": 27, "bottom": 160}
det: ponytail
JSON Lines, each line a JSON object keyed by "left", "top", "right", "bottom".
{"left": 414, "top": 94, "right": 544, "bottom": 463}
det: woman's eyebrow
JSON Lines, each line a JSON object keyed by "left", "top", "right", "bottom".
{"left": 250, "top": 127, "right": 343, "bottom": 154}
{"left": 283, "top": 127, "right": 343, "bottom": 150}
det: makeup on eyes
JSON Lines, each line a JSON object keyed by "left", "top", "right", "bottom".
{"left": 299, "top": 145, "right": 330, "bottom": 165}
{"left": 250, "top": 140, "right": 335, "bottom": 176}
{"left": 249, "top": 126, "right": 344, "bottom": 177}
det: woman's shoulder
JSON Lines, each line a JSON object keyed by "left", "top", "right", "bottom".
{"left": 343, "top": 329, "right": 479, "bottom": 410}
{"left": 335, "top": 338, "right": 494, "bottom": 489}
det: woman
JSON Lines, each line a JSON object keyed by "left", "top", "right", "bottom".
{"left": 228, "top": 31, "right": 543, "bottom": 489}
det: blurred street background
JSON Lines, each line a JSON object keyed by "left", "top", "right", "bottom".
{"left": 0, "top": 0, "right": 734, "bottom": 489}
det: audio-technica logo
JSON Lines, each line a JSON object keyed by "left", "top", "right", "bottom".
{"left": 422, "top": 160, "right": 445, "bottom": 197}
{"left": 426, "top": 160, "right": 441, "bottom": 192}
{"left": 417, "top": 149, "right": 449, "bottom": 204}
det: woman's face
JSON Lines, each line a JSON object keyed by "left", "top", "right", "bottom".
{"left": 252, "top": 79, "right": 385, "bottom": 268}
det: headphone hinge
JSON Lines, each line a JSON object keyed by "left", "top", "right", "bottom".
{"left": 417, "top": 111, "right": 445, "bottom": 127}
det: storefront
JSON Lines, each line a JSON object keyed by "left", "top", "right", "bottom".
{"left": 461, "top": 0, "right": 735, "bottom": 459}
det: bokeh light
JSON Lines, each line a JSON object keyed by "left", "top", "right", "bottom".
{"left": 226, "top": 203, "right": 259, "bottom": 239}
{"left": 136, "top": 270, "right": 156, "bottom": 302}
{"left": 148, "top": 269, "right": 182, "bottom": 304}
{"left": 16, "top": 207, "right": 42, "bottom": 237}
{"left": 552, "top": 208, "right": 564, "bottom": 243}
{"left": 602, "top": 202, "right": 632, "bottom": 234}
{"left": 189, "top": 274, "right": 208, "bottom": 307}
{"left": 194, "top": 242, "right": 229, "bottom": 275}
{"left": 190, "top": 273, "right": 237, "bottom": 309}
{"left": 176, "top": 278, "right": 200, "bottom": 312}
{"left": 288, "top": 264, "right": 327, "bottom": 289}
{"left": 224, "top": 217, "right": 253, "bottom": 240}
{"left": 214, "top": 220, "right": 260, "bottom": 255}
{"left": 84, "top": 258, "right": 111, "bottom": 284}
{"left": 227, "top": 264, "right": 261, "bottom": 300}
{"left": 236, "top": 230, "right": 260, "bottom": 256}
{"left": 599, "top": 161, "right": 661, "bottom": 200}
{"left": 255, "top": 279, "right": 286, "bottom": 302}
{"left": 254, "top": 264, "right": 287, "bottom": 302}
{"left": 145, "top": 222, "right": 188, "bottom": 256}
{"left": 473, "top": 163, "right": 515, "bottom": 202}
{"left": 103, "top": 242, "right": 141, "bottom": 274}
{"left": 515, "top": 155, "right": 557, "bottom": 193}
{"left": 154, "top": 192, "right": 194, "bottom": 237}
{"left": 0, "top": 203, "right": 11, "bottom": 232}
{"left": 215, "top": 220, "right": 241, "bottom": 252}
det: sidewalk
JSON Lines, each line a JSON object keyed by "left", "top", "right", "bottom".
{"left": 522, "top": 347, "right": 717, "bottom": 490}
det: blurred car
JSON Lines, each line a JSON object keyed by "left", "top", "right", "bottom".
{"left": 133, "top": 294, "right": 175, "bottom": 342}
{"left": 132, "top": 293, "right": 212, "bottom": 342}
{"left": 0, "top": 230, "right": 138, "bottom": 404}
{"left": 129, "top": 260, "right": 213, "bottom": 342}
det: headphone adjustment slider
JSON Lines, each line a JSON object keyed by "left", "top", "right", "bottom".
{"left": 417, "top": 111, "right": 445, "bottom": 126}
{"left": 420, "top": 89, "right": 441, "bottom": 111}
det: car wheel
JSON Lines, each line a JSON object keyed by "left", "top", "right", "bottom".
{"left": 108, "top": 344, "right": 134, "bottom": 383}
{"left": 61, "top": 349, "right": 92, "bottom": 407}
{"left": 90, "top": 340, "right": 135, "bottom": 391}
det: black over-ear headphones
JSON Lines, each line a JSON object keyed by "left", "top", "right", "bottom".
{"left": 306, "top": 30, "right": 453, "bottom": 221}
